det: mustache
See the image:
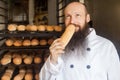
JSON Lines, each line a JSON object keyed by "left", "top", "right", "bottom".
{"left": 69, "top": 23, "right": 79, "bottom": 27}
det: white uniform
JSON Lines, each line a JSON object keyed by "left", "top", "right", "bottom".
{"left": 40, "top": 28, "right": 120, "bottom": 80}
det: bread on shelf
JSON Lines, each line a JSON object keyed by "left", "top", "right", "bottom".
{"left": 34, "top": 56, "right": 42, "bottom": 64}
{"left": 46, "top": 25, "right": 54, "bottom": 32}
{"left": 23, "top": 39, "right": 31, "bottom": 46}
{"left": 8, "top": 24, "right": 17, "bottom": 31}
{"left": 17, "top": 25, "right": 26, "bottom": 31}
{"left": 5, "top": 39, "right": 14, "bottom": 46}
{"left": 39, "top": 39, "right": 47, "bottom": 46}
{"left": 37, "top": 25, "right": 46, "bottom": 31}
{"left": 31, "top": 39, "right": 39, "bottom": 46}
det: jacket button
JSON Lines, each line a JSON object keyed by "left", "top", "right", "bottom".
{"left": 87, "top": 48, "right": 91, "bottom": 51}
{"left": 71, "top": 48, "right": 74, "bottom": 51}
{"left": 86, "top": 65, "right": 91, "bottom": 69}
{"left": 70, "top": 64, "right": 74, "bottom": 68}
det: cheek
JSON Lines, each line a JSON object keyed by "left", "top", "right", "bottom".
{"left": 65, "top": 20, "right": 70, "bottom": 26}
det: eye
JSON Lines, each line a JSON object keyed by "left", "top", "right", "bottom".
{"left": 76, "top": 14, "right": 81, "bottom": 17}
{"left": 65, "top": 15, "right": 70, "bottom": 19}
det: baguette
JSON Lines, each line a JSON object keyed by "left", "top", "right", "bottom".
{"left": 60, "top": 24, "right": 75, "bottom": 47}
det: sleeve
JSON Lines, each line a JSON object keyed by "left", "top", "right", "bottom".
{"left": 107, "top": 43, "right": 120, "bottom": 80}
{"left": 40, "top": 56, "right": 64, "bottom": 80}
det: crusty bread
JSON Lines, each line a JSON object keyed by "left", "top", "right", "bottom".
{"left": 37, "top": 25, "right": 46, "bottom": 31}
{"left": 8, "top": 24, "right": 17, "bottom": 31}
{"left": 34, "top": 56, "right": 42, "bottom": 64}
{"left": 17, "top": 25, "right": 26, "bottom": 31}
{"left": 5, "top": 39, "right": 13, "bottom": 46}
{"left": 60, "top": 24, "right": 75, "bottom": 48}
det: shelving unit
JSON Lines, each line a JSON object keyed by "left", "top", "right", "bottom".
{"left": 0, "top": 0, "right": 8, "bottom": 30}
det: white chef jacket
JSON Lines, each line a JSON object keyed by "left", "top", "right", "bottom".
{"left": 40, "top": 28, "right": 120, "bottom": 80}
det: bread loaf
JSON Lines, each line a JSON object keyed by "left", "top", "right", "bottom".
{"left": 13, "top": 40, "right": 22, "bottom": 47}
{"left": 38, "top": 25, "right": 46, "bottom": 31}
{"left": 7, "top": 24, "right": 17, "bottom": 31}
{"left": 14, "top": 68, "right": 26, "bottom": 80}
{"left": 60, "top": 24, "right": 75, "bottom": 48}
{"left": 24, "top": 56, "right": 33, "bottom": 64}
{"left": 31, "top": 39, "right": 39, "bottom": 46}
{"left": 1, "top": 67, "right": 14, "bottom": 80}
{"left": 34, "top": 56, "right": 42, "bottom": 64}
{"left": 1, "top": 53, "right": 12, "bottom": 65}
{"left": 39, "top": 39, "right": 47, "bottom": 46}
{"left": 17, "top": 25, "right": 26, "bottom": 31}
{"left": 13, "top": 54, "right": 22, "bottom": 65}
{"left": 23, "top": 39, "right": 31, "bottom": 46}
{"left": 54, "top": 26, "right": 62, "bottom": 32}
{"left": 5, "top": 39, "right": 13, "bottom": 46}
{"left": 35, "top": 73, "right": 39, "bottom": 80}
{"left": 24, "top": 72, "right": 33, "bottom": 80}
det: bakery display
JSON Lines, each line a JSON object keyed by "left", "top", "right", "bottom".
{"left": 1, "top": 24, "right": 62, "bottom": 79}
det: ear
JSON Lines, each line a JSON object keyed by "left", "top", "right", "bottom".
{"left": 86, "top": 14, "right": 90, "bottom": 23}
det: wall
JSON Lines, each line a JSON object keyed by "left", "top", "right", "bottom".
{"left": 48, "top": 0, "right": 57, "bottom": 25}
{"left": 85, "top": 0, "right": 120, "bottom": 55}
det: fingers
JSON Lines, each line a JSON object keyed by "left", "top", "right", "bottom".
{"left": 49, "top": 38, "right": 65, "bottom": 64}
{"left": 50, "top": 38, "right": 65, "bottom": 52}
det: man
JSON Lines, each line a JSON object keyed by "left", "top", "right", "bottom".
{"left": 40, "top": 2, "right": 120, "bottom": 80}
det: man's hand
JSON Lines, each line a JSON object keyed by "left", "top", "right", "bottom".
{"left": 49, "top": 38, "right": 65, "bottom": 65}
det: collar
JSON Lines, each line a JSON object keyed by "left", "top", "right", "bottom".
{"left": 86, "top": 28, "right": 97, "bottom": 42}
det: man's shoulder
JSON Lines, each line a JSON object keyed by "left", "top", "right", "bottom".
{"left": 96, "top": 35, "right": 114, "bottom": 46}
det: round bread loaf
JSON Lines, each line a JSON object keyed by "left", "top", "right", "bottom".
{"left": 38, "top": 25, "right": 46, "bottom": 31}
{"left": 8, "top": 24, "right": 17, "bottom": 31}
{"left": 17, "top": 25, "right": 26, "bottom": 31}
{"left": 23, "top": 39, "right": 31, "bottom": 46}
{"left": 54, "top": 26, "right": 62, "bottom": 32}
{"left": 24, "top": 56, "right": 33, "bottom": 64}
{"left": 39, "top": 39, "right": 47, "bottom": 46}
{"left": 24, "top": 72, "right": 33, "bottom": 80}
{"left": 31, "top": 39, "right": 39, "bottom": 46}
{"left": 13, "top": 40, "right": 22, "bottom": 47}
{"left": 30, "top": 25, "right": 37, "bottom": 31}
{"left": 34, "top": 56, "right": 42, "bottom": 64}
{"left": 46, "top": 25, "right": 54, "bottom": 31}
{"left": 13, "top": 55, "right": 22, "bottom": 65}
{"left": 5, "top": 39, "right": 13, "bottom": 46}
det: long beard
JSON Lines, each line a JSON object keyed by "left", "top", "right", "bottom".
{"left": 65, "top": 23, "right": 89, "bottom": 54}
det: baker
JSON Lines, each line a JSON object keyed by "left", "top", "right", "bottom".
{"left": 40, "top": 1, "right": 120, "bottom": 80}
